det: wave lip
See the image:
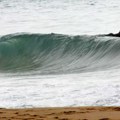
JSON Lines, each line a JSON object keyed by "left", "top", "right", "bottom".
{"left": 0, "top": 33, "right": 120, "bottom": 74}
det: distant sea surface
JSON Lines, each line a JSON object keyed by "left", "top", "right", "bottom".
{"left": 0, "top": 0, "right": 120, "bottom": 108}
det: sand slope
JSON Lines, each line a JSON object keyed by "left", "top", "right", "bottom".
{"left": 0, "top": 107, "right": 120, "bottom": 120}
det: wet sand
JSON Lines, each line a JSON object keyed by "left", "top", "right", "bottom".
{"left": 0, "top": 107, "right": 120, "bottom": 120}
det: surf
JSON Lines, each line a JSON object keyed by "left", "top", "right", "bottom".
{"left": 0, "top": 33, "right": 120, "bottom": 74}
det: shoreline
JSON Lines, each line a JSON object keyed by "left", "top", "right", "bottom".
{"left": 0, "top": 107, "right": 120, "bottom": 120}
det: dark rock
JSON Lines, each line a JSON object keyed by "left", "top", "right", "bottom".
{"left": 106, "top": 31, "right": 120, "bottom": 37}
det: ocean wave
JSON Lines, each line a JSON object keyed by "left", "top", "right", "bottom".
{"left": 0, "top": 33, "right": 120, "bottom": 74}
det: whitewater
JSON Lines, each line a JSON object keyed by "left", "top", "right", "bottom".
{"left": 0, "top": 0, "right": 120, "bottom": 108}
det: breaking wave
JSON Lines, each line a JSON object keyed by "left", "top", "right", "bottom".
{"left": 0, "top": 33, "right": 120, "bottom": 74}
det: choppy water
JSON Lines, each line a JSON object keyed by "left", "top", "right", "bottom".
{"left": 0, "top": 0, "right": 120, "bottom": 108}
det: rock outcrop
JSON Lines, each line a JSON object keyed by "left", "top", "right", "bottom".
{"left": 106, "top": 31, "right": 120, "bottom": 37}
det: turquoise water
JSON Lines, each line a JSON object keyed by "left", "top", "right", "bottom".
{"left": 0, "top": 33, "right": 120, "bottom": 73}
{"left": 0, "top": 0, "right": 120, "bottom": 108}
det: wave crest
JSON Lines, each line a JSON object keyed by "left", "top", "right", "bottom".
{"left": 0, "top": 33, "right": 120, "bottom": 74}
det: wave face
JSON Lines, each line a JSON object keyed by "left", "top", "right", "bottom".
{"left": 0, "top": 33, "right": 120, "bottom": 74}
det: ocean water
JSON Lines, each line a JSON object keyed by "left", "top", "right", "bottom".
{"left": 0, "top": 0, "right": 120, "bottom": 108}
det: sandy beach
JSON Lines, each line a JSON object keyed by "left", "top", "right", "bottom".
{"left": 0, "top": 107, "right": 120, "bottom": 120}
